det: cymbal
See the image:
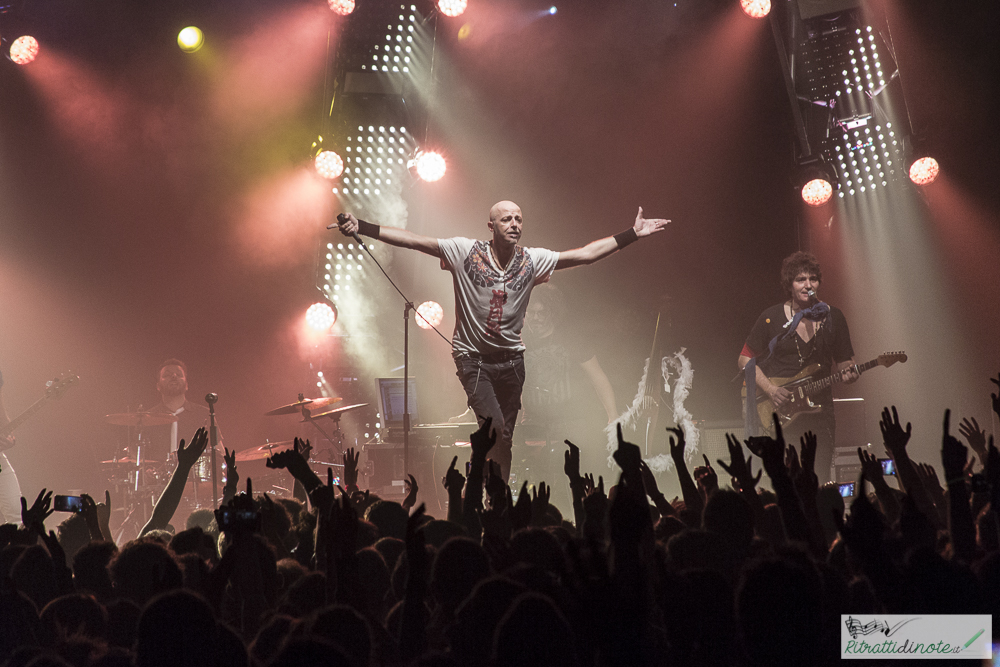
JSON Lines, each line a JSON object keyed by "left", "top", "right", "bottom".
{"left": 303, "top": 402, "right": 369, "bottom": 420}
{"left": 264, "top": 396, "right": 343, "bottom": 416}
{"left": 234, "top": 441, "right": 296, "bottom": 462}
{"left": 105, "top": 412, "right": 178, "bottom": 427}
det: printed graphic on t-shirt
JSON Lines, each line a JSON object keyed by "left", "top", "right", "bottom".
{"left": 463, "top": 242, "right": 534, "bottom": 291}
{"left": 486, "top": 289, "right": 508, "bottom": 338}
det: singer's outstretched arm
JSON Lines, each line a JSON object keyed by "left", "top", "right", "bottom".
{"left": 330, "top": 213, "right": 441, "bottom": 258}
{"left": 554, "top": 206, "right": 670, "bottom": 270}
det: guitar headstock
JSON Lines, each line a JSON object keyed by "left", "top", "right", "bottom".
{"left": 877, "top": 352, "right": 908, "bottom": 368}
{"left": 44, "top": 373, "right": 80, "bottom": 399}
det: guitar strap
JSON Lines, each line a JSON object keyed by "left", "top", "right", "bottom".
{"left": 743, "top": 300, "right": 830, "bottom": 436}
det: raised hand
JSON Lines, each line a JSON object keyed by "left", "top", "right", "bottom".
{"left": 510, "top": 481, "right": 531, "bottom": 531}
{"left": 744, "top": 415, "right": 787, "bottom": 479}
{"left": 530, "top": 482, "right": 551, "bottom": 525}
{"left": 915, "top": 462, "right": 946, "bottom": 509}
{"left": 879, "top": 406, "right": 912, "bottom": 458}
{"left": 799, "top": 431, "right": 818, "bottom": 477}
{"left": 857, "top": 447, "right": 884, "bottom": 483}
{"left": 309, "top": 468, "right": 337, "bottom": 516}
{"left": 790, "top": 432, "right": 820, "bottom": 502}
{"left": 266, "top": 438, "right": 310, "bottom": 475}
{"left": 612, "top": 423, "right": 642, "bottom": 477}
{"left": 958, "top": 417, "right": 988, "bottom": 465}
{"left": 402, "top": 474, "right": 419, "bottom": 511}
{"left": 40, "top": 529, "right": 68, "bottom": 569}
{"left": 96, "top": 490, "right": 112, "bottom": 532}
{"left": 633, "top": 206, "right": 671, "bottom": 238}
{"left": 223, "top": 446, "right": 239, "bottom": 488}
{"left": 78, "top": 494, "right": 103, "bottom": 540}
{"left": 442, "top": 456, "right": 466, "bottom": 495}
{"left": 718, "top": 433, "right": 762, "bottom": 493}
{"left": 582, "top": 477, "right": 608, "bottom": 540}
{"left": 343, "top": 447, "right": 360, "bottom": 491}
{"left": 785, "top": 444, "right": 802, "bottom": 478}
{"left": 484, "top": 460, "right": 506, "bottom": 506}
{"left": 470, "top": 416, "right": 496, "bottom": 462}
{"left": 691, "top": 454, "right": 718, "bottom": 496}
{"left": 941, "top": 409, "right": 968, "bottom": 483}
{"left": 563, "top": 440, "right": 581, "bottom": 483}
{"left": 666, "top": 426, "right": 686, "bottom": 465}
{"left": 176, "top": 428, "right": 209, "bottom": 470}
{"left": 21, "top": 488, "right": 53, "bottom": 529}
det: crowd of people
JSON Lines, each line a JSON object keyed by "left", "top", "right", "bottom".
{"left": 0, "top": 372, "right": 997, "bottom": 667}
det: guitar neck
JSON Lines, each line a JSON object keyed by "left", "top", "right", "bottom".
{"left": 803, "top": 358, "right": 879, "bottom": 395}
{"left": 0, "top": 397, "right": 49, "bottom": 439}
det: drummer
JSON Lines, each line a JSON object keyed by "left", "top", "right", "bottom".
{"left": 143, "top": 359, "right": 216, "bottom": 462}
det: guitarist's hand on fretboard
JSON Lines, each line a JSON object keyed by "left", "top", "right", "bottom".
{"left": 839, "top": 361, "right": 860, "bottom": 384}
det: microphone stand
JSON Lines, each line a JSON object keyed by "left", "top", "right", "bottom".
{"left": 347, "top": 228, "right": 415, "bottom": 484}
{"left": 404, "top": 301, "right": 412, "bottom": 476}
{"left": 332, "top": 216, "right": 452, "bottom": 491}
{"left": 206, "top": 393, "right": 219, "bottom": 508}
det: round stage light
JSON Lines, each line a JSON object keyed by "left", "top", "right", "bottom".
{"left": 328, "top": 0, "right": 355, "bottom": 15}
{"left": 315, "top": 151, "right": 345, "bottom": 180}
{"left": 416, "top": 301, "right": 444, "bottom": 329}
{"left": 438, "top": 0, "right": 468, "bottom": 18}
{"left": 548, "top": 6, "right": 557, "bottom": 14}
{"left": 10, "top": 36, "right": 39, "bottom": 65}
{"left": 305, "top": 303, "right": 337, "bottom": 332}
{"left": 415, "top": 151, "right": 446, "bottom": 182}
{"left": 740, "top": 0, "right": 771, "bottom": 18}
{"left": 177, "top": 27, "right": 204, "bottom": 53}
{"left": 908, "top": 156, "right": 939, "bottom": 186}
{"left": 801, "top": 178, "right": 833, "bottom": 206}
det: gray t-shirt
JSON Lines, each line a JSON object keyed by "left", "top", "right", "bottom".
{"left": 438, "top": 237, "right": 559, "bottom": 357}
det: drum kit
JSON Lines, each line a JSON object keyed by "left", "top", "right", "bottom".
{"left": 101, "top": 395, "right": 367, "bottom": 542}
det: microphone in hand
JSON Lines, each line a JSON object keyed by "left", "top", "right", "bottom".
{"left": 335, "top": 212, "right": 365, "bottom": 247}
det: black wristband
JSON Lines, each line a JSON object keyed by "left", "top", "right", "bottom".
{"left": 357, "top": 219, "right": 380, "bottom": 239}
{"left": 613, "top": 227, "right": 638, "bottom": 249}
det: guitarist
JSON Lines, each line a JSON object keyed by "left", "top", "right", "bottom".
{"left": 0, "top": 370, "right": 24, "bottom": 524}
{"left": 737, "top": 251, "right": 858, "bottom": 481}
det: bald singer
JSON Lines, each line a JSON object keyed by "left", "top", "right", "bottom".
{"left": 332, "top": 201, "right": 671, "bottom": 481}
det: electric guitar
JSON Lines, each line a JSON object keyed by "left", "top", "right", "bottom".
{"left": 0, "top": 373, "right": 79, "bottom": 450}
{"left": 743, "top": 352, "right": 907, "bottom": 431}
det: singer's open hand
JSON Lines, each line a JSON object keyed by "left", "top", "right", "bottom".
{"left": 328, "top": 212, "right": 358, "bottom": 236}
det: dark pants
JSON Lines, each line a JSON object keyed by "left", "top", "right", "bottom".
{"left": 454, "top": 352, "right": 525, "bottom": 483}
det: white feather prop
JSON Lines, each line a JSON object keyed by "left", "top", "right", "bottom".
{"left": 605, "top": 348, "right": 700, "bottom": 470}
{"left": 605, "top": 355, "right": 653, "bottom": 468}
{"left": 665, "top": 348, "right": 699, "bottom": 464}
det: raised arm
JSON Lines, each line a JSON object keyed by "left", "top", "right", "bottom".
{"left": 554, "top": 207, "right": 670, "bottom": 270}
{"left": 329, "top": 213, "right": 441, "bottom": 258}
{"left": 140, "top": 428, "right": 208, "bottom": 536}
